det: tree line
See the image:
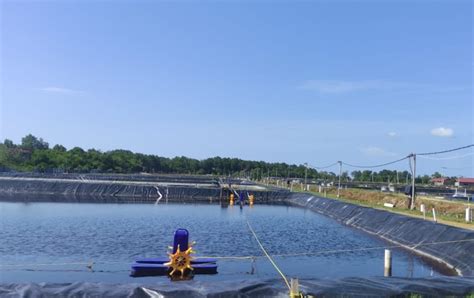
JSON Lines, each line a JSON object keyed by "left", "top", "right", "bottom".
{"left": 0, "top": 134, "right": 453, "bottom": 184}
{"left": 0, "top": 134, "right": 332, "bottom": 180}
{"left": 350, "top": 169, "right": 452, "bottom": 185}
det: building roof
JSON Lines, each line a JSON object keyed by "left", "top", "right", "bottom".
{"left": 431, "top": 177, "right": 446, "bottom": 183}
{"left": 458, "top": 178, "right": 474, "bottom": 184}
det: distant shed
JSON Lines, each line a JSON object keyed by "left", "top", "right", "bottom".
{"left": 456, "top": 178, "right": 474, "bottom": 187}
{"left": 431, "top": 177, "right": 447, "bottom": 186}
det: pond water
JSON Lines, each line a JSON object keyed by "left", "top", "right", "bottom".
{"left": 0, "top": 201, "right": 442, "bottom": 283}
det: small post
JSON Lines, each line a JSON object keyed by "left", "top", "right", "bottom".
{"left": 290, "top": 278, "right": 300, "bottom": 298}
{"left": 420, "top": 204, "right": 426, "bottom": 220}
{"left": 304, "top": 162, "right": 308, "bottom": 191}
{"left": 384, "top": 249, "right": 392, "bottom": 277}
{"left": 318, "top": 185, "right": 322, "bottom": 193}
{"left": 432, "top": 208, "right": 437, "bottom": 223}
{"left": 466, "top": 207, "right": 470, "bottom": 222}
{"left": 337, "top": 161, "right": 342, "bottom": 198}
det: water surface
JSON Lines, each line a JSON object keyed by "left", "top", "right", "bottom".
{"left": 0, "top": 201, "right": 441, "bottom": 283}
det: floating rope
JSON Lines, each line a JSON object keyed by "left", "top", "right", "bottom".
{"left": 4, "top": 238, "right": 474, "bottom": 270}
{"left": 246, "top": 220, "right": 291, "bottom": 291}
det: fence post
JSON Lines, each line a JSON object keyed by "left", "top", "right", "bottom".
{"left": 384, "top": 249, "right": 392, "bottom": 277}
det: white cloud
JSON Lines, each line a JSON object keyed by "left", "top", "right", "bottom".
{"left": 299, "top": 80, "right": 470, "bottom": 94}
{"left": 387, "top": 132, "right": 398, "bottom": 137}
{"left": 430, "top": 127, "right": 454, "bottom": 137}
{"left": 360, "top": 146, "right": 397, "bottom": 157}
{"left": 40, "top": 87, "right": 83, "bottom": 94}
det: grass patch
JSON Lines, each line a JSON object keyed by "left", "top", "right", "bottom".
{"left": 297, "top": 186, "right": 473, "bottom": 229}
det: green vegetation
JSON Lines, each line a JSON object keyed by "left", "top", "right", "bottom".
{"left": 0, "top": 134, "right": 337, "bottom": 179}
{"left": 302, "top": 186, "right": 474, "bottom": 229}
{"left": 351, "top": 169, "right": 453, "bottom": 185}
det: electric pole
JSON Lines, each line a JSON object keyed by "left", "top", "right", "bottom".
{"left": 304, "top": 163, "right": 308, "bottom": 191}
{"left": 337, "top": 161, "right": 342, "bottom": 198}
{"left": 410, "top": 153, "right": 416, "bottom": 210}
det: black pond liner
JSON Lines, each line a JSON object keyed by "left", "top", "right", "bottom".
{"left": 1, "top": 174, "right": 474, "bottom": 296}
{"left": 286, "top": 193, "right": 474, "bottom": 277}
{"left": 1, "top": 277, "right": 474, "bottom": 297}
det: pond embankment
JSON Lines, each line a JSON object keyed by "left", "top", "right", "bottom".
{"left": 0, "top": 173, "right": 287, "bottom": 203}
{"left": 287, "top": 192, "right": 474, "bottom": 277}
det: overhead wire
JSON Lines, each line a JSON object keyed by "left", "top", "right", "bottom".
{"left": 308, "top": 162, "right": 339, "bottom": 170}
{"left": 342, "top": 156, "right": 410, "bottom": 169}
{"left": 418, "top": 144, "right": 474, "bottom": 156}
{"left": 418, "top": 152, "right": 474, "bottom": 161}
{"left": 441, "top": 166, "right": 473, "bottom": 170}
{"left": 308, "top": 145, "right": 473, "bottom": 171}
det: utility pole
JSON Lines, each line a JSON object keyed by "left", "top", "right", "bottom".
{"left": 337, "top": 161, "right": 342, "bottom": 198}
{"left": 304, "top": 163, "right": 308, "bottom": 191}
{"left": 410, "top": 153, "right": 416, "bottom": 210}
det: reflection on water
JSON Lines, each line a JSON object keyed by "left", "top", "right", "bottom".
{"left": 0, "top": 201, "right": 441, "bottom": 283}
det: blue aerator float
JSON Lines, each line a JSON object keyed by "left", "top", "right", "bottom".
{"left": 130, "top": 229, "right": 218, "bottom": 279}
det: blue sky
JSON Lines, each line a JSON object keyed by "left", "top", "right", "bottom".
{"left": 1, "top": 0, "right": 473, "bottom": 176}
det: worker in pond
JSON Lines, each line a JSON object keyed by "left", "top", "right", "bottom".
{"left": 249, "top": 192, "right": 255, "bottom": 206}
{"left": 239, "top": 191, "right": 244, "bottom": 209}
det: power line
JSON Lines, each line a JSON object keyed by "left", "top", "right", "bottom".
{"left": 311, "top": 145, "right": 473, "bottom": 170}
{"left": 441, "top": 166, "right": 473, "bottom": 170}
{"left": 418, "top": 144, "right": 474, "bottom": 156}
{"left": 309, "top": 162, "right": 339, "bottom": 170}
{"left": 418, "top": 152, "right": 474, "bottom": 161}
{"left": 303, "top": 145, "right": 473, "bottom": 173}
{"left": 342, "top": 156, "right": 410, "bottom": 169}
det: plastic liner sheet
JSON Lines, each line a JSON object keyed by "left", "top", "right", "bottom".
{"left": 0, "top": 180, "right": 221, "bottom": 202}
{"left": 1, "top": 277, "right": 474, "bottom": 297}
{"left": 0, "top": 173, "right": 220, "bottom": 185}
{"left": 0, "top": 175, "right": 290, "bottom": 203}
{"left": 287, "top": 193, "right": 474, "bottom": 276}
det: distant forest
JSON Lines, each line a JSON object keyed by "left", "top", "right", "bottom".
{"left": 0, "top": 134, "right": 450, "bottom": 184}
